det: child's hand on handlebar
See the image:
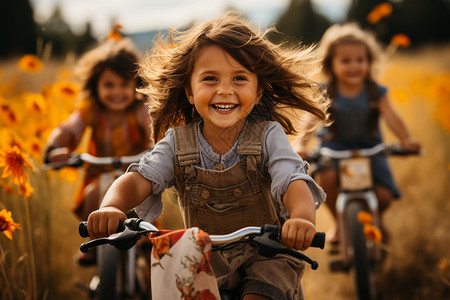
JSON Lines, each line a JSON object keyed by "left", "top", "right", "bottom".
{"left": 47, "top": 147, "right": 71, "bottom": 163}
{"left": 87, "top": 207, "right": 127, "bottom": 238}
{"left": 400, "top": 137, "right": 421, "bottom": 152}
{"left": 281, "top": 218, "right": 316, "bottom": 251}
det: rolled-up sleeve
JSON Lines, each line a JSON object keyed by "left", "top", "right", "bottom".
{"left": 127, "top": 130, "right": 176, "bottom": 221}
{"left": 264, "top": 122, "right": 326, "bottom": 216}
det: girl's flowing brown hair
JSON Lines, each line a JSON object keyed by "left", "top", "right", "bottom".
{"left": 139, "top": 11, "right": 331, "bottom": 142}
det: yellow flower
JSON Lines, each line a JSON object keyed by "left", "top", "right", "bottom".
{"left": 367, "top": 2, "right": 393, "bottom": 24}
{"left": 391, "top": 34, "right": 411, "bottom": 48}
{"left": 1, "top": 183, "right": 14, "bottom": 195}
{"left": 52, "top": 81, "right": 80, "bottom": 102}
{"left": 18, "top": 181, "right": 34, "bottom": 198}
{"left": 0, "top": 128, "right": 23, "bottom": 150}
{"left": 0, "top": 103, "right": 18, "bottom": 125}
{"left": 18, "top": 54, "right": 43, "bottom": 73}
{"left": 357, "top": 211, "right": 373, "bottom": 224}
{"left": 26, "top": 137, "right": 43, "bottom": 159}
{"left": 108, "top": 23, "right": 123, "bottom": 41}
{"left": 0, "top": 145, "right": 32, "bottom": 185}
{"left": 363, "top": 224, "right": 383, "bottom": 243}
{"left": 0, "top": 209, "right": 21, "bottom": 240}
{"left": 25, "top": 93, "right": 47, "bottom": 115}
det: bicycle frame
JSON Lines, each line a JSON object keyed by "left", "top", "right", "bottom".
{"left": 336, "top": 190, "right": 382, "bottom": 267}
{"left": 310, "top": 143, "right": 419, "bottom": 300}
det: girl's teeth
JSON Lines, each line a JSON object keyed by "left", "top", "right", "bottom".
{"left": 214, "top": 104, "right": 236, "bottom": 111}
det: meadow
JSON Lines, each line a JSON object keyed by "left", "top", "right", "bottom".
{"left": 0, "top": 44, "right": 449, "bottom": 300}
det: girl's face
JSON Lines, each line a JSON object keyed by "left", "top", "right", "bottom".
{"left": 331, "top": 42, "right": 369, "bottom": 88}
{"left": 97, "top": 68, "right": 136, "bottom": 112}
{"left": 185, "top": 44, "right": 262, "bottom": 133}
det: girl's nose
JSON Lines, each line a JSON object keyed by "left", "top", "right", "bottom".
{"left": 217, "top": 84, "right": 233, "bottom": 96}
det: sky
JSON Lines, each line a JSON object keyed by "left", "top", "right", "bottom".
{"left": 30, "top": 0, "right": 350, "bottom": 37}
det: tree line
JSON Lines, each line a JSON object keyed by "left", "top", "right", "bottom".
{"left": 1, "top": 0, "right": 449, "bottom": 58}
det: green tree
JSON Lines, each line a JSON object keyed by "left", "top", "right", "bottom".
{"left": 0, "top": 0, "right": 38, "bottom": 57}
{"left": 274, "top": 0, "right": 331, "bottom": 45}
{"left": 388, "top": 0, "right": 450, "bottom": 44}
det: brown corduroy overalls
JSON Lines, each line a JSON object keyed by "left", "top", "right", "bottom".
{"left": 171, "top": 120, "right": 305, "bottom": 299}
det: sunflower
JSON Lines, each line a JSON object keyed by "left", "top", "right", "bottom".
{"left": 363, "top": 223, "right": 383, "bottom": 243}
{"left": 390, "top": 34, "right": 411, "bottom": 48}
{"left": 0, "top": 209, "right": 21, "bottom": 240}
{"left": 18, "top": 54, "right": 43, "bottom": 73}
{"left": 108, "top": 23, "right": 123, "bottom": 41}
{"left": 357, "top": 211, "right": 373, "bottom": 224}
{"left": 52, "top": 81, "right": 80, "bottom": 102}
{"left": 367, "top": 2, "right": 393, "bottom": 24}
{"left": 0, "top": 145, "right": 32, "bottom": 185}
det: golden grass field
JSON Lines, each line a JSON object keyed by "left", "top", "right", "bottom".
{"left": 0, "top": 45, "right": 449, "bottom": 300}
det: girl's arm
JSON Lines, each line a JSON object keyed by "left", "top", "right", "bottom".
{"left": 87, "top": 171, "right": 153, "bottom": 238}
{"left": 379, "top": 95, "right": 421, "bottom": 151}
{"left": 281, "top": 180, "right": 317, "bottom": 250}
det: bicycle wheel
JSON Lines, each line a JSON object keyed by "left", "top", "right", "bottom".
{"left": 346, "top": 200, "right": 375, "bottom": 300}
{"left": 97, "top": 245, "right": 120, "bottom": 300}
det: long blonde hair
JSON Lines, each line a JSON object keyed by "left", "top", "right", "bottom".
{"left": 139, "top": 11, "right": 331, "bottom": 142}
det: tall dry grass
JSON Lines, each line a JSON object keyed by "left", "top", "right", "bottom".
{"left": 1, "top": 45, "right": 449, "bottom": 300}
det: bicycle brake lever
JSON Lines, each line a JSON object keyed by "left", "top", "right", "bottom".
{"left": 253, "top": 234, "right": 319, "bottom": 270}
{"left": 79, "top": 228, "right": 141, "bottom": 253}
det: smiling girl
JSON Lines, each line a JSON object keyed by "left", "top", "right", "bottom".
{"left": 44, "top": 38, "right": 152, "bottom": 263}
{"left": 87, "top": 12, "right": 330, "bottom": 299}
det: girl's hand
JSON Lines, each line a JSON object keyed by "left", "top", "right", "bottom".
{"left": 87, "top": 207, "right": 127, "bottom": 238}
{"left": 400, "top": 137, "right": 421, "bottom": 152}
{"left": 281, "top": 218, "right": 316, "bottom": 251}
{"left": 47, "top": 147, "right": 71, "bottom": 162}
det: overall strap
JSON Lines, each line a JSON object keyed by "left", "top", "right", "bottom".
{"left": 238, "top": 121, "right": 271, "bottom": 184}
{"left": 238, "top": 120, "right": 271, "bottom": 164}
{"left": 173, "top": 121, "right": 200, "bottom": 166}
{"left": 172, "top": 121, "right": 200, "bottom": 182}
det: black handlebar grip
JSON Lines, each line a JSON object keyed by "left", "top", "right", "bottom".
{"left": 78, "top": 221, "right": 126, "bottom": 238}
{"left": 79, "top": 221, "right": 89, "bottom": 237}
{"left": 311, "top": 232, "right": 326, "bottom": 249}
{"left": 261, "top": 224, "right": 325, "bottom": 249}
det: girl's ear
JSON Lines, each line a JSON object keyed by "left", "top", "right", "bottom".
{"left": 185, "top": 87, "right": 194, "bottom": 104}
{"left": 255, "top": 86, "right": 264, "bottom": 104}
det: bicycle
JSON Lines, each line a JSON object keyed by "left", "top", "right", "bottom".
{"left": 78, "top": 218, "right": 326, "bottom": 299}
{"left": 306, "top": 143, "right": 419, "bottom": 300}
{"left": 44, "top": 151, "right": 150, "bottom": 300}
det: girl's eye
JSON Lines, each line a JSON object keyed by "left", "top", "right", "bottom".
{"left": 103, "top": 82, "right": 114, "bottom": 88}
{"left": 233, "top": 76, "right": 247, "bottom": 81}
{"left": 203, "top": 76, "right": 216, "bottom": 82}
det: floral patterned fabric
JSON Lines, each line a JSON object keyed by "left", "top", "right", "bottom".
{"left": 149, "top": 228, "right": 220, "bottom": 299}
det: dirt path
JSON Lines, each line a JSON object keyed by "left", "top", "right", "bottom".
{"left": 302, "top": 207, "right": 356, "bottom": 300}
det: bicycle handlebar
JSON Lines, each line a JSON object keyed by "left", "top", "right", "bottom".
{"left": 43, "top": 151, "right": 149, "bottom": 171}
{"left": 306, "top": 143, "right": 420, "bottom": 161}
{"left": 79, "top": 219, "right": 326, "bottom": 270}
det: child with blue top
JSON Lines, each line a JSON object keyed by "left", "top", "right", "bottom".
{"left": 294, "top": 23, "right": 421, "bottom": 244}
